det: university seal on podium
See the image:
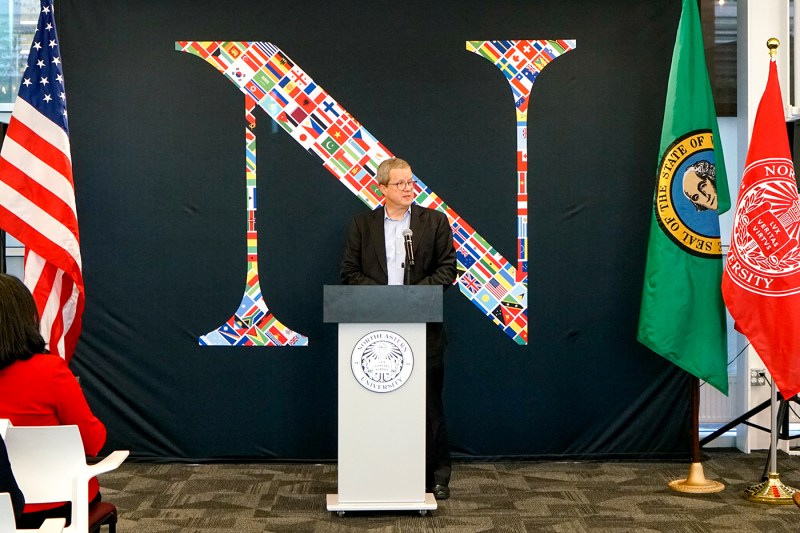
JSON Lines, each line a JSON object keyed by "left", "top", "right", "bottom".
{"left": 351, "top": 330, "right": 414, "bottom": 393}
{"left": 726, "top": 157, "right": 800, "bottom": 296}
{"left": 654, "top": 130, "right": 723, "bottom": 258}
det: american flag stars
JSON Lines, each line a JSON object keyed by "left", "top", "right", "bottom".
{"left": 19, "top": 2, "right": 68, "bottom": 128}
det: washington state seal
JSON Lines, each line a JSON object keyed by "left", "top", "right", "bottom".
{"left": 351, "top": 330, "right": 414, "bottom": 393}
{"left": 654, "top": 130, "right": 723, "bottom": 258}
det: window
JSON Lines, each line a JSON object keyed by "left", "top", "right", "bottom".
{"left": 0, "top": 0, "right": 40, "bottom": 275}
{"left": 2, "top": 232, "right": 23, "bottom": 278}
{"left": 0, "top": 0, "right": 41, "bottom": 113}
{"left": 702, "top": 0, "right": 737, "bottom": 117}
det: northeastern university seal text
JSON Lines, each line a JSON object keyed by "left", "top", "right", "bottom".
{"left": 726, "top": 158, "right": 800, "bottom": 296}
{"left": 351, "top": 330, "right": 414, "bottom": 393}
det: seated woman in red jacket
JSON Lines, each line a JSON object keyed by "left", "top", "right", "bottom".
{"left": 0, "top": 273, "right": 106, "bottom": 528}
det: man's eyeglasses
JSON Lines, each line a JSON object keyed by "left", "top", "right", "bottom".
{"left": 386, "top": 180, "right": 416, "bottom": 191}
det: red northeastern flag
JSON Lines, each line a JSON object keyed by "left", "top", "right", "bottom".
{"left": 722, "top": 59, "right": 800, "bottom": 399}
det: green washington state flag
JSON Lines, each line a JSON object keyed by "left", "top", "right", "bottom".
{"left": 637, "top": 0, "right": 730, "bottom": 395}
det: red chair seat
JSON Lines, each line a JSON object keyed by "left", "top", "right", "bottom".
{"left": 88, "top": 501, "right": 118, "bottom": 533}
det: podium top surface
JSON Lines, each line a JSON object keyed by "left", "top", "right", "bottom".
{"left": 323, "top": 285, "right": 443, "bottom": 323}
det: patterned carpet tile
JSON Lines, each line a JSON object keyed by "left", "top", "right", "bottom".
{"left": 98, "top": 450, "right": 800, "bottom": 532}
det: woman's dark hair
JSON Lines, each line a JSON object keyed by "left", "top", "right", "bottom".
{"left": 0, "top": 273, "right": 46, "bottom": 370}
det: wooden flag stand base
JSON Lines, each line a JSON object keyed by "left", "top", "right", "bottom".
{"left": 669, "top": 376, "right": 725, "bottom": 494}
{"left": 668, "top": 462, "right": 725, "bottom": 493}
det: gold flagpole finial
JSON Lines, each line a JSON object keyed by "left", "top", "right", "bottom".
{"left": 767, "top": 38, "right": 780, "bottom": 58}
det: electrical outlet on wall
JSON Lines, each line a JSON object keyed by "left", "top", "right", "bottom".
{"left": 750, "top": 369, "right": 767, "bottom": 386}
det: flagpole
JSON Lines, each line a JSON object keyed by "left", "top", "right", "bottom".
{"left": 771, "top": 381, "right": 778, "bottom": 475}
{"left": 669, "top": 375, "right": 724, "bottom": 493}
{"left": 744, "top": 379, "right": 797, "bottom": 503}
{"left": 638, "top": 1, "right": 732, "bottom": 492}
{"left": 0, "top": 229, "right": 5, "bottom": 273}
{"left": 737, "top": 38, "right": 798, "bottom": 505}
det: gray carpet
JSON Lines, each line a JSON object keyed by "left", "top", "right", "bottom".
{"left": 97, "top": 450, "right": 800, "bottom": 532}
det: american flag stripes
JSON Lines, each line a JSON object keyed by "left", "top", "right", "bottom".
{"left": 0, "top": 0, "right": 83, "bottom": 360}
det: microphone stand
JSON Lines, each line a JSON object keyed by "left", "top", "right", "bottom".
{"left": 403, "top": 258, "right": 413, "bottom": 286}
{"left": 403, "top": 239, "right": 414, "bottom": 286}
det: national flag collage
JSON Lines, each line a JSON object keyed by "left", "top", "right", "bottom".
{"left": 199, "top": 94, "right": 309, "bottom": 347}
{"left": 176, "top": 39, "right": 575, "bottom": 345}
{"left": 467, "top": 40, "right": 575, "bottom": 291}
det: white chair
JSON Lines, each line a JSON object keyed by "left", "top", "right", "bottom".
{"left": 0, "top": 492, "right": 65, "bottom": 532}
{"left": 3, "top": 425, "right": 128, "bottom": 533}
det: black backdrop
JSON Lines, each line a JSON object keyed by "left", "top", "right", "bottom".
{"left": 56, "top": 0, "right": 692, "bottom": 461}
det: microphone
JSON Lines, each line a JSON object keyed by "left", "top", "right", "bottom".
{"left": 402, "top": 228, "right": 415, "bottom": 267}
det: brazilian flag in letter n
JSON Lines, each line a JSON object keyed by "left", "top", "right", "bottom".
{"left": 637, "top": 0, "right": 731, "bottom": 394}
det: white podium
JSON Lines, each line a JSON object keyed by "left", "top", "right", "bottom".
{"left": 323, "top": 285, "right": 441, "bottom": 515}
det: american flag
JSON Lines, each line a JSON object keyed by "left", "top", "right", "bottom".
{"left": 486, "top": 278, "right": 507, "bottom": 300}
{"left": 0, "top": 0, "right": 83, "bottom": 360}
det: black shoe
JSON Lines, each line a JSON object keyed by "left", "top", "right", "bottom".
{"left": 432, "top": 484, "right": 450, "bottom": 500}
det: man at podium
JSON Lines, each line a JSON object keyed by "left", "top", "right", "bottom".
{"left": 340, "top": 157, "right": 457, "bottom": 500}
